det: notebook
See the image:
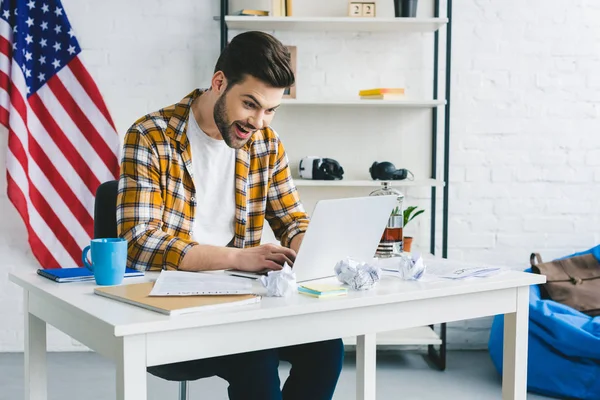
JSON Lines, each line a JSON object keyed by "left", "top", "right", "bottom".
{"left": 94, "top": 282, "right": 261, "bottom": 316}
{"left": 148, "top": 270, "right": 253, "bottom": 296}
{"left": 298, "top": 283, "right": 348, "bottom": 299}
{"left": 37, "top": 267, "right": 144, "bottom": 283}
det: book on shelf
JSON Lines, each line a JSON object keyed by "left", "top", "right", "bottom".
{"left": 359, "top": 88, "right": 405, "bottom": 96}
{"left": 233, "top": 9, "right": 269, "bottom": 16}
{"left": 360, "top": 94, "right": 406, "bottom": 100}
{"left": 272, "top": 0, "right": 293, "bottom": 17}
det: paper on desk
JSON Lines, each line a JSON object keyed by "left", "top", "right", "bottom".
{"left": 422, "top": 258, "right": 504, "bottom": 280}
{"left": 259, "top": 263, "right": 297, "bottom": 297}
{"left": 334, "top": 257, "right": 381, "bottom": 290}
{"left": 149, "top": 270, "right": 253, "bottom": 296}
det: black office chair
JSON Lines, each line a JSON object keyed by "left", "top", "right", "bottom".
{"left": 94, "top": 180, "right": 191, "bottom": 400}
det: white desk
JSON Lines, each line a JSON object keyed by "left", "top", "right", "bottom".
{"left": 9, "top": 263, "right": 545, "bottom": 400}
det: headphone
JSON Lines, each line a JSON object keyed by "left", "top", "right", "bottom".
{"left": 299, "top": 157, "right": 345, "bottom": 180}
{"left": 369, "top": 161, "right": 413, "bottom": 181}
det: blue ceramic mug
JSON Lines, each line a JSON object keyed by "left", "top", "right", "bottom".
{"left": 82, "top": 238, "right": 128, "bottom": 286}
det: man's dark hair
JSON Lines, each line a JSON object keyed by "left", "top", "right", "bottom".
{"left": 214, "top": 31, "right": 295, "bottom": 90}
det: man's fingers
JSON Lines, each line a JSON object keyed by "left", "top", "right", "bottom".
{"left": 269, "top": 245, "right": 297, "bottom": 262}
{"left": 264, "top": 260, "right": 283, "bottom": 271}
{"left": 267, "top": 253, "right": 294, "bottom": 267}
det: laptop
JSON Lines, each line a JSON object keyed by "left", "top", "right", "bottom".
{"left": 225, "top": 195, "right": 398, "bottom": 283}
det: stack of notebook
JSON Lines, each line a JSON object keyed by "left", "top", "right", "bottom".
{"left": 298, "top": 283, "right": 348, "bottom": 298}
{"left": 359, "top": 88, "right": 405, "bottom": 100}
{"left": 37, "top": 267, "right": 144, "bottom": 283}
{"left": 95, "top": 281, "right": 261, "bottom": 316}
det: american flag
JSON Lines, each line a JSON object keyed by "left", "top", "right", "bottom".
{"left": 0, "top": 0, "right": 120, "bottom": 269}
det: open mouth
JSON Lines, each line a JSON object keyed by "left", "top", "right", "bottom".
{"left": 234, "top": 123, "right": 253, "bottom": 139}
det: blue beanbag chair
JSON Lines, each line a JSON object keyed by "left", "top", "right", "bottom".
{"left": 488, "top": 245, "right": 600, "bottom": 399}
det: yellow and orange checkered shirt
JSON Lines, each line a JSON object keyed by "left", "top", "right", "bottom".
{"left": 117, "top": 89, "right": 309, "bottom": 271}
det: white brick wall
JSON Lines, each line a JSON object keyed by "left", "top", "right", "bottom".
{"left": 1, "top": 0, "right": 599, "bottom": 352}
{"left": 445, "top": 0, "right": 600, "bottom": 348}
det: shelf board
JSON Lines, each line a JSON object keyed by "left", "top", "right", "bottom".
{"left": 294, "top": 178, "right": 444, "bottom": 188}
{"left": 343, "top": 327, "right": 442, "bottom": 346}
{"left": 224, "top": 16, "right": 448, "bottom": 33}
{"left": 281, "top": 99, "right": 446, "bottom": 108}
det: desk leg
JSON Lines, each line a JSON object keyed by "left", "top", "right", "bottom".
{"left": 116, "top": 335, "right": 147, "bottom": 400}
{"left": 502, "top": 286, "right": 529, "bottom": 400}
{"left": 24, "top": 291, "right": 47, "bottom": 400}
{"left": 356, "top": 333, "right": 376, "bottom": 400}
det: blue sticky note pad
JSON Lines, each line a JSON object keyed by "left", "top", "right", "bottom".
{"left": 37, "top": 267, "right": 144, "bottom": 283}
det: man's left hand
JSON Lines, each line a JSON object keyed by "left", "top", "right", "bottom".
{"left": 289, "top": 233, "right": 305, "bottom": 255}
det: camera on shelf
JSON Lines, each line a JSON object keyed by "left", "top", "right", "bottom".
{"left": 298, "top": 157, "right": 344, "bottom": 180}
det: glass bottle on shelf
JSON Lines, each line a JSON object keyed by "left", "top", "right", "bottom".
{"left": 370, "top": 181, "right": 404, "bottom": 257}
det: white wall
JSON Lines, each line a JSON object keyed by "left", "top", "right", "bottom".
{"left": 1, "top": 0, "right": 600, "bottom": 351}
{"left": 446, "top": 0, "right": 600, "bottom": 347}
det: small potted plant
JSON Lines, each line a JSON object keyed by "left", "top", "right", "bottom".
{"left": 403, "top": 206, "right": 424, "bottom": 252}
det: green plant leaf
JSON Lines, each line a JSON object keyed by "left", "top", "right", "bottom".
{"left": 408, "top": 209, "right": 424, "bottom": 223}
{"left": 403, "top": 206, "right": 424, "bottom": 227}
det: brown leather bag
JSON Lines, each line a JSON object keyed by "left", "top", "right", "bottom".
{"left": 530, "top": 252, "right": 600, "bottom": 317}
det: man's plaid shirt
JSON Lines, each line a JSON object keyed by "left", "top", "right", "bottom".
{"left": 117, "top": 89, "right": 309, "bottom": 271}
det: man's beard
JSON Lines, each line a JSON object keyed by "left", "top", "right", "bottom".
{"left": 214, "top": 93, "right": 252, "bottom": 149}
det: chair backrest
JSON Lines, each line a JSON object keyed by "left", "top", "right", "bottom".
{"left": 94, "top": 180, "right": 119, "bottom": 239}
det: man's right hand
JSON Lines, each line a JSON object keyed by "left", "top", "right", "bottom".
{"left": 232, "top": 243, "right": 297, "bottom": 272}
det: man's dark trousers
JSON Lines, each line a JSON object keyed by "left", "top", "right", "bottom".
{"left": 148, "top": 339, "right": 345, "bottom": 400}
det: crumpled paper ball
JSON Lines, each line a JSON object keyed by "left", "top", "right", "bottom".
{"left": 259, "top": 263, "right": 297, "bottom": 297}
{"left": 334, "top": 257, "right": 381, "bottom": 290}
{"left": 377, "top": 252, "right": 426, "bottom": 280}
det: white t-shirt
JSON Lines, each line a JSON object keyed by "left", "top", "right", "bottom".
{"left": 187, "top": 109, "right": 236, "bottom": 246}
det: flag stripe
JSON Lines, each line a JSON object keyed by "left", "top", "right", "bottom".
{"left": 59, "top": 66, "right": 120, "bottom": 159}
{"left": 6, "top": 101, "right": 84, "bottom": 266}
{"left": 7, "top": 148, "right": 76, "bottom": 269}
{"left": 0, "top": 51, "right": 9, "bottom": 77}
{"left": 0, "top": 60, "right": 9, "bottom": 125}
{"left": 7, "top": 172, "right": 61, "bottom": 270}
{"left": 0, "top": 35, "right": 11, "bottom": 59}
{"left": 8, "top": 127, "right": 28, "bottom": 176}
{"left": 29, "top": 172, "right": 83, "bottom": 265}
{"left": 47, "top": 74, "right": 119, "bottom": 176}
{"left": 0, "top": 68, "right": 8, "bottom": 93}
{"left": 35, "top": 81, "right": 113, "bottom": 186}
{"left": 68, "top": 56, "right": 116, "bottom": 129}
{"left": 8, "top": 71, "right": 29, "bottom": 128}
{"left": 28, "top": 136, "right": 94, "bottom": 237}
{"left": 28, "top": 92, "right": 101, "bottom": 194}
{"left": 0, "top": 105, "right": 8, "bottom": 125}
{"left": 28, "top": 155, "right": 92, "bottom": 248}
{"left": 7, "top": 94, "right": 29, "bottom": 174}
{"left": 26, "top": 107, "right": 95, "bottom": 214}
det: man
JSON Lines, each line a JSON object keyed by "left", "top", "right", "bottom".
{"left": 116, "top": 31, "right": 344, "bottom": 400}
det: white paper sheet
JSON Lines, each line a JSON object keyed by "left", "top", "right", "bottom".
{"left": 423, "top": 257, "right": 504, "bottom": 280}
{"left": 149, "top": 270, "right": 253, "bottom": 296}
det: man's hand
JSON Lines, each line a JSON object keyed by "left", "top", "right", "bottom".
{"left": 232, "top": 243, "right": 297, "bottom": 272}
{"left": 289, "top": 233, "right": 305, "bottom": 255}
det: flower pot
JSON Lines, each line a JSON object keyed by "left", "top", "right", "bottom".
{"left": 403, "top": 236, "right": 413, "bottom": 252}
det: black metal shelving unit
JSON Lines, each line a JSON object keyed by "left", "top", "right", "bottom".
{"left": 218, "top": 0, "right": 452, "bottom": 372}
{"left": 428, "top": 0, "right": 452, "bottom": 372}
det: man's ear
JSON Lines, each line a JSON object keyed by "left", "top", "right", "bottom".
{"left": 211, "top": 71, "right": 228, "bottom": 94}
